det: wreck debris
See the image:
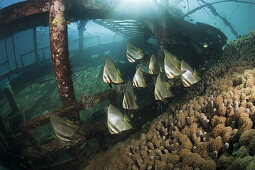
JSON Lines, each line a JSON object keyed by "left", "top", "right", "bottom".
{"left": 20, "top": 85, "right": 127, "bottom": 132}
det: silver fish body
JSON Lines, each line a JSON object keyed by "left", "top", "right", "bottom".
{"left": 103, "top": 56, "right": 123, "bottom": 84}
{"left": 163, "top": 49, "right": 184, "bottom": 79}
{"left": 180, "top": 60, "right": 201, "bottom": 87}
{"left": 154, "top": 73, "right": 173, "bottom": 101}
{"left": 126, "top": 42, "right": 145, "bottom": 63}
{"left": 107, "top": 104, "right": 132, "bottom": 134}
{"left": 123, "top": 84, "right": 138, "bottom": 110}
{"left": 133, "top": 66, "right": 147, "bottom": 88}
{"left": 148, "top": 54, "right": 160, "bottom": 75}
{"left": 50, "top": 115, "right": 78, "bottom": 142}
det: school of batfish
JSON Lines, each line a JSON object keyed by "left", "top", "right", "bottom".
{"left": 103, "top": 42, "right": 201, "bottom": 135}
{"left": 50, "top": 42, "right": 201, "bottom": 141}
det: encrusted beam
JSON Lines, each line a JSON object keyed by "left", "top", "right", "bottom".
{"left": 20, "top": 101, "right": 83, "bottom": 133}
{"left": 20, "top": 85, "right": 126, "bottom": 132}
{"left": 0, "top": 0, "right": 50, "bottom": 38}
{"left": 0, "top": 0, "right": 145, "bottom": 38}
{"left": 0, "top": 0, "right": 49, "bottom": 25}
{"left": 49, "top": 0, "right": 79, "bottom": 121}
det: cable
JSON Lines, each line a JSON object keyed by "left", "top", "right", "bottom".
{"left": 183, "top": 0, "right": 255, "bottom": 18}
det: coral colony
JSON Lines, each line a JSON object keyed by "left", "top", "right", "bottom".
{"left": 85, "top": 31, "right": 255, "bottom": 170}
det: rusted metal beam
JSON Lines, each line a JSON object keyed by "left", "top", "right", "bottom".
{"left": 20, "top": 101, "right": 83, "bottom": 132}
{"left": 0, "top": 0, "right": 148, "bottom": 38}
{"left": 0, "top": 0, "right": 50, "bottom": 38}
{"left": 22, "top": 88, "right": 155, "bottom": 160}
{"left": 20, "top": 85, "right": 126, "bottom": 132}
{"left": 49, "top": 0, "right": 79, "bottom": 122}
{"left": 0, "top": 0, "right": 50, "bottom": 25}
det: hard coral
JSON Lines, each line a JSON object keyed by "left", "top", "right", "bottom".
{"left": 236, "top": 146, "right": 250, "bottom": 158}
{"left": 217, "top": 153, "right": 235, "bottom": 169}
{"left": 239, "top": 129, "right": 255, "bottom": 146}
{"left": 83, "top": 31, "right": 255, "bottom": 170}
{"left": 248, "top": 136, "right": 255, "bottom": 155}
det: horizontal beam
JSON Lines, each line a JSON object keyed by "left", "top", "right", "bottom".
{"left": 0, "top": 0, "right": 50, "bottom": 38}
{"left": 0, "top": 0, "right": 150, "bottom": 38}
{"left": 20, "top": 85, "right": 126, "bottom": 132}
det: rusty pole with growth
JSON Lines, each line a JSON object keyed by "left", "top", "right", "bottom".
{"left": 49, "top": 0, "right": 80, "bottom": 122}
{"left": 156, "top": 0, "right": 167, "bottom": 63}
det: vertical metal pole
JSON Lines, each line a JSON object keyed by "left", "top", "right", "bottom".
{"left": 33, "top": 27, "right": 40, "bottom": 64}
{"left": 11, "top": 34, "right": 19, "bottom": 75}
{"left": 156, "top": 0, "right": 168, "bottom": 63}
{"left": 4, "top": 37, "right": 13, "bottom": 81}
{"left": 78, "top": 20, "right": 87, "bottom": 51}
{"left": 42, "top": 48, "right": 46, "bottom": 61}
{"left": 49, "top": 0, "right": 80, "bottom": 122}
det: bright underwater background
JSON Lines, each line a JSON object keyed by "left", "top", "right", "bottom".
{"left": 0, "top": 0, "right": 255, "bottom": 169}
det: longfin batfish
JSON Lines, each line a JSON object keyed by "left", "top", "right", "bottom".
{"left": 123, "top": 83, "right": 138, "bottom": 110}
{"left": 103, "top": 56, "right": 124, "bottom": 84}
{"left": 50, "top": 115, "right": 78, "bottom": 142}
{"left": 163, "top": 49, "right": 185, "bottom": 79}
{"left": 180, "top": 60, "right": 201, "bottom": 87}
{"left": 126, "top": 42, "right": 145, "bottom": 63}
{"left": 133, "top": 66, "right": 147, "bottom": 88}
{"left": 154, "top": 73, "right": 173, "bottom": 102}
{"left": 148, "top": 54, "right": 160, "bottom": 75}
{"left": 106, "top": 104, "right": 132, "bottom": 134}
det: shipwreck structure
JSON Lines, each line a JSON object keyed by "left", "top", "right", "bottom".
{"left": 0, "top": 0, "right": 229, "bottom": 169}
